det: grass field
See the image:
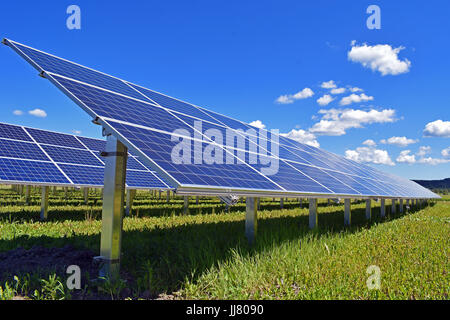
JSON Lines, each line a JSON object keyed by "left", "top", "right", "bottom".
{"left": 0, "top": 187, "right": 448, "bottom": 300}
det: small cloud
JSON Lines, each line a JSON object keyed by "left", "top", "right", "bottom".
{"left": 396, "top": 150, "right": 416, "bottom": 164}
{"left": 330, "top": 87, "right": 346, "bottom": 95}
{"left": 13, "top": 110, "right": 24, "bottom": 116}
{"left": 417, "top": 157, "right": 450, "bottom": 165}
{"left": 416, "top": 146, "right": 431, "bottom": 157}
{"left": 442, "top": 147, "right": 450, "bottom": 158}
{"left": 275, "top": 88, "right": 314, "bottom": 104}
{"left": 339, "top": 93, "right": 374, "bottom": 106}
{"left": 348, "top": 87, "right": 363, "bottom": 93}
{"left": 362, "top": 139, "right": 377, "bottom": 147}
{"left": 72, "top": 130, "right": 82, "bottom": 135}
{"left": 348, "top": 42, "right": 411, "bottom": 76}
{"left": 281, "top": 129, "right": 320, "bottom": 148}
{"left": 28, "top": 108, "right": 47, "bottom": 118}
{"left": 317, "top": 94, "right": 334, "bottom": 106}
{"left": 380, "top": 136, "right": 418, "bottom": 147}
{"left": 309, "top": 108, "right": 396, "bottom": 136}
{"left": 345, "top": 146, "right": 394, "bottom": 166}
{"left": 423, "top": 119, "right": 450, "bottom": 137}
{"left": 321, "top": 80, "right": 336, "bottom": 89}
{"left": 249, "top": 120, "right": 266, "bottom": 129}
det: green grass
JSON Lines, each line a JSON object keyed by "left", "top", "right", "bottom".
{"left": 0, "top": 188, "right": 448, "bottom": 300}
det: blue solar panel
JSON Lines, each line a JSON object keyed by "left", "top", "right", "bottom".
{"left": 0, "top": 123, "right": 32, "bottom": 142}
{"left": 51, "top": 74, "right": 188, "bottom": 134}
{"left": 59, "top": 164, "right": 104, "bottom": 186}
{"left": 106, "top": 120, "right": 282, "bottom": 191}
{"left": 0, "top": 139, "right": 49, "bottom": 161}
{"left": 0, "top": 122, "right": 171, "bottom": 189}
{"left": 125, "top": 156, "right": 147, "bottom": 171}
{"left": 77, "top": 136, "right": 106, "bottom": 151}
{"left": 0, "top": 158, "right": 70, "bottom": 184}
{"left": 127, "top": 83, "right": 221, "bottom": 123}
{"left": 9, "top": 41, "right": 146, "bottom": 101}
{"left": 126, "top": 170, "right": 168, "bottom": 189}
{"left": 26, "top": 127, "right": 85, "bottom": 149}
{"left": 4, "top": 39, "right": 438, "bottom": 198}
{"left": 42, "top": 145, "right": 104, "bottom": 166}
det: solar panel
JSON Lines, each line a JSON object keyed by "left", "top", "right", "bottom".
{"left": 0, "top": 122, "right": 171, "bottom": 190}
{"left": 3, "top": 39, "right": 438, "bottom": 199}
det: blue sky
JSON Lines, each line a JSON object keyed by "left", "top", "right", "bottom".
{"left": 0, "top": 1, "right": 449, "bottom": 180}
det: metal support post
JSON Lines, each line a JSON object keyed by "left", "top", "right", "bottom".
{"left": 245, "top": 197, "right": 257, "bottom": 245}
{"left": 99, "top": 135, "right": 128, "bottom": 280}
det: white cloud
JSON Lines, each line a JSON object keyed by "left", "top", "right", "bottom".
{"left": 321, "top": 80, "right": 336, "bottom": 89}
{"left": 317, "top": 94, "right": 334, "bottom": 106}
{"left": 72, "top": 130, "right": 82, "bottom": 135}
{"left": 249, "top": 120, "right": 266, "bottom": 129}
{"left": 349, "top": 87, "right": 363, "bottom": 92}
{"left": 416, "top": 146, "right": 431, "bottom": 157}
{"left": 396, "top": 150, "right": 416, "bottom": 164}
{"left": 13, "top": 110, "right": 24, "bottom": 116}
{"left": 275, "top": 88, "right": 314, "bottom": 104}
{"left": 418, "top": 157, "right": 450, "bottom": 165}
{"left": 281, "top": 129, "right": 320, "bottom": 148}
{"left": 380, "top": 136, "right": 418, "bottom": 147}
{"left": 442, "top": 147, "right": 450, "bottom": 158}
{"left": 423, "top": 120, "right": 450, "bottom": 137}
{"left": 345, "top": 146, "right": 394, "bottom": 166}
{"left": 339, "top": 93, "right": 374, "bottom": 106}
{"left": 28, "top": 108, "right": 47, "bottom": 118}
{"left": 310, "top": 108, "right": 396, "bottom": 136}
{"left": 362, "top": 139, "right": 377, "bottom": 146}
{"left": 348, "top": 43, "right": 411, "bottom": 76}
{"left": 330, "top": 87, "right": 346, "bottom": 95}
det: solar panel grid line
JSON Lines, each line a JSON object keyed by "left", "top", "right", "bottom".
{"left": 130, "top": 154, "right": 171, "bottom": 189}
{"left": 0, "top": 121, "right": 171, "bottom": 190}
{"left": 21, "top": 126, "right": 75, "bottom": 184}
{"left": 4, "top": 39, "right": 438, "bottom": 198}
{"left": 0, "top": 155, "right": 52, "bottom": 164}
{"left": 9, "top": 40, "right": 395, "bottom": 191}
{"left": 5, "top": 40, "right": 147, "bottom": 101}
{"left": 73, "top": 135, "right": 106, "bottom": 166}
{"left": 105, "top": 119, "right": 284, "bottom": 192}
{"left": 51, "top": 76, "right": 426, "bottom": 196}
{"left": 118, "top": 82, "right": 289, "bottom": 192}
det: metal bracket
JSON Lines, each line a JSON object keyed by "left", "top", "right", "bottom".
{"left": 1, "top": 38, "right": 8, "bottom": 45}
{"left": 100, "top": 151, "right": 127, "bottom": 157}
{"left": 91, "top": 117, "right": 101, "bottom": 125}
{"left": 38, "top": 71, "right": 46, "bottom": 78}
{"left": 219, "top": 194, "right": 239, "bottom": 206}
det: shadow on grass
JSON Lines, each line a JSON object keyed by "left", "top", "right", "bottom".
{"left": 0, "top": 201, "right": 435, "bottom": 298}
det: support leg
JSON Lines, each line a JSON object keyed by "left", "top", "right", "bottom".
{"left": 245, "top": 197, "right": 257, "bottom": 245}
{"left": 280, "top": 198, "right": 284, "bottom": 209}
{"left": 40, "top": 186, "right": 49, "bottom": 221}
{"left": 84, "top": 187, "right": 89, "bottom": 205}
{"left": 365, "top": 199, "right": 372, "bottom": 220}
{"left": 184, "top": 196, "right": 189, "bottom": 215}
{"left": 399, "top": 199, "right": 403, "bottom": 213}
{"left": 392, "top": 199, "right": 396, "bottom": 215}
{"left": 25, "top": 185, "right": 30, "bottom": 205}
{"left": 380, "top": 199, "right": 386, "bottom": 218}
{"left": 99, "top": 135, "right": 128, "bottom": 280}
{"left": 309, "top": 198, "right": 318, "bottom": 229}
{"left": 166, "top": 190, "right": 170, "bottom": 203}
{"left": 344, "top": 198, "right": 351, "bottom": 226}
{"left": 125, "top": 189, "right": 136, "bottom": 216}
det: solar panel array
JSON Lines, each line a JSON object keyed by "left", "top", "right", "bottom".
{"left": 0, "top": 122, "right": 171, "bottom": 190}
{"left": 3, "top": 39, "right": 438, "bottom": 199}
